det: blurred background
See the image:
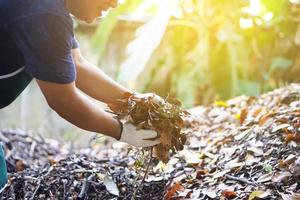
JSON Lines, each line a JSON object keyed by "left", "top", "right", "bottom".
{"left": 1, "top": 0, "right": 300, "bottom": 145}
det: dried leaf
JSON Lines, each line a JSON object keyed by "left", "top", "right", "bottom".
{"left": 16, "top": 160, "right": 26, "bottom": 172}
{"left": 103, "top": 174, "right": 119, "bottom": 196}
{"left": 221, "top": 190, "right": 237, "bottom": 199}
{"left": 212, "top": 169, "right": 231, "bottom": 179}
{"left": 248, "top": 190, "right": 271, "bottom": 200}
{"left": 213, "top": 101, "right": 229, "bottom": 108}
{"left": 289, "top": 157, "right": 300, "bottom": 177}
{"left": 239, "top": 108, "right": 248, "bottom": 125}
{"left": 224, "top": 158, "right": 244, "bottom": 170}
{"left": 256, "top": 173, "right": 272, "bottom": 183}
{"left": 160, "top": 133, "right": 172, "bottom": 146}
{"left": 164, "top": 182, "right": 184, "bottom": 200}
{"left": 252, "top": 107, "right": 263, "bottom": 117}
{"left": 271, "top": 124, "right": 290, "bottom": 133}
{"left": 204, "top": 190, "right": 217, "bottom": 199}
{"left": 195, "top": 169, "right": 209, "bottom": 179}
{"left": 279, "top": 192, "right": 300, "bottom": 200}
{"left": 234, "top": 129, "right": 251, "bottom": 141}
{"left": 285, "top": 133, "right": 297, "bottom": 145}
{"left": 108, "top": 92, "right": 188, "bottom": 163}
{"left": 278, "top": 154, "right": 296, "bottom": 168}
{"left": 247, "top": 147, "right": 264, "bottom": 156}
{"left": 272, "top": 171, "right": 292, "bottom": 183}
{"left": 181, "top": 149, "right": 201, "bottom": 164}
{"left": 259, "top": 112, "right": 275, "bottom": 126}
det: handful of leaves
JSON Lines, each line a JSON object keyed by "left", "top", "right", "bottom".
{"left": 108, "top": 92, "right": 189, "bottom": 163}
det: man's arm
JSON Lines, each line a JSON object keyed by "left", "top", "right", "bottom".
{"left": 36, "top": 79, "right": 161, "bottom": 147}
{"left": 36, "top": 79, "right": 121, "bottom": 139}
{"left": 72, "top": 48, "right": 131, "bottom": 104}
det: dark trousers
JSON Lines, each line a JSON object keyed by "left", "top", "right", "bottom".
{"left": 0, "top": 69, "right": 32, "bottom": 109}
{"left": 0, "top": 68, "right": 32, "bottom": 188}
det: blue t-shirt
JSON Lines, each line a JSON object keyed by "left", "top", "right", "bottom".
{"left": 0, "top": 0, "right": 78, "bottom": 83}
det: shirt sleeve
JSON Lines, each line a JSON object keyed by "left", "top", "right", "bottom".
{"left": 71, "top": 37, "right": 79, "bottom": 49}
{"left": 10, "top": 14, "right": 76, "bottom": 84}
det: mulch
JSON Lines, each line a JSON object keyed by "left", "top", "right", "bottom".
{"left": 1, "top": 84, "right": 300, "bottom": 199}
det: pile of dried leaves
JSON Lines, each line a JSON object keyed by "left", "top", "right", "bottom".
{"left": 1, "top": 84, "right": 300, "bottom": 200}
{"left": 108, "top": 92, "right": 189, "bottom": 163}
{"left": 163, "top": 84, "right": 300, "bottom": 199}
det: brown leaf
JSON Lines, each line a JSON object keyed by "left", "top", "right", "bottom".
{"left": 239, "top": 108, "right": 248, "bottom": 125}
{"left": 160, "top": 131, "right": 172, "bottom": 146}
{"left": 164, "top": 182, "right": 185, "bottom": 200}
{"left": 221, "top": 190, "right": 237, "bottom": 199}
{"left": 259, "top": 112, "right": 275, "bottom": 126}
{"left": 253, "top": 107, "right": 262, "bottom": 117}
{"left": 154, "top": 145, "right": 170, "bottom": 163}
{"left": 195, "top": 169, "right": 209, "bottom": 179}
{"left": 285, "top": 133, "right": 296, "bottom": 145}
{"left": 16, "top": 160, "right": 26, "bottom": 172}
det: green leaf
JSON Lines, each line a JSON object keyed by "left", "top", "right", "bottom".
{"left": 238, "top": 80, "right": 261, "bottom": 96}
{"left": 263, "top": 164, "right": 273, "bottom": 173}
{"left": 91, "top": 0, "right": 141, "bottom": 59}
{"left": 269, "top": 57, "right": 293, "bottom": 74}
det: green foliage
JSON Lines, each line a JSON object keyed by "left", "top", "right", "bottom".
{"left": 91, "top": 0, "right": 142, "bottom": 59}
{"left": 269, "top": 57, "right": 293, "bottom": 74}
{"left": 117, "top": 0, "right": 178, "bottom": 84}
{"left": 92, "top": 0, "right": 300, "bottom": 108}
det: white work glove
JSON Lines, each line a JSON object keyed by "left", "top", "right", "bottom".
{"left": 118, "top": 122, "right": 161, "bottom": 147}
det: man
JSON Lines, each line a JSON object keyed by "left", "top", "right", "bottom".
{"left": 0, "top": 0, "right": 161, "bottom": 187}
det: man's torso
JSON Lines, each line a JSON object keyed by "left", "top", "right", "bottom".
{"left": 0, "top": 0, "right": 76, "bottom": 81}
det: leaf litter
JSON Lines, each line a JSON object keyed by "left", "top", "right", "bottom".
{"left": 1, "top": 84, "right": 300, "bottom": 199}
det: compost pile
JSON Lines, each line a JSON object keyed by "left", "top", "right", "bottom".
{"left": 0, "top": 155, "right": 167, "bottom": 200}
{"left": 170, "top": 83, "right": 300, "bottom": 199}
{"left": 1, "top": 85, "right": 300, "bottom": 199}
{"left": 0, "top": 130, "right": 69, "bottom": 173}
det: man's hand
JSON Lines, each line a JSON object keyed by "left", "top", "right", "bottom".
{"left": 118, "top": 122, "right": 160, "bottom": 147}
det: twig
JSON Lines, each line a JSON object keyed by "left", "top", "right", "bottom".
{"left": 29, "top": 141, "right": 37, "bottom": 157}
{"left": 77, "top": 174, "right": 96, "bottom": 199}
{"left": 131, "top": 147, "right": 153, "bottom": 200}
{"left": 29, "top": 179, "right": 42, "bottom": 200}
{"left": 225, "top": 174, "right": 256, "bottom": 186}
{"left": 30, "top": 166, "right": 54, "bottom": 200}
{"left": 141, "top": 148, "right": 153, "bottom": 183}
{"left": 0, "top": 183, "right": 9, "bottom": 195}
{"left": 70, "top": 169, "right": 100, "bottom": 174}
